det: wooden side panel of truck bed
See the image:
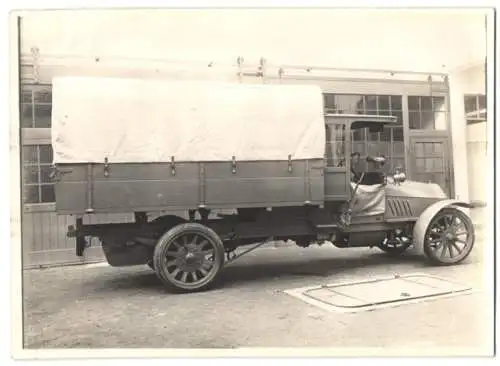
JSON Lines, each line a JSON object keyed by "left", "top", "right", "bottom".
{"left": 54, "top": 159, "right": 325, "bottom": 214}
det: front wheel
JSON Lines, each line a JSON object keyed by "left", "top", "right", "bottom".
{"left": 153, "top": 223, "right": 225, "bottom": 293}
{"left": 423, "top": 207, "right": 475, "bottom": 265}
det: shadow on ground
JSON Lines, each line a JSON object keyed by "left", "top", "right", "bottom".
{"left": 92, "top": 249, "right": 433, "bottom": 294}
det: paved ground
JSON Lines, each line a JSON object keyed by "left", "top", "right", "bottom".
{"left": 22, "top": 241, "right": 492, "bottom": 354}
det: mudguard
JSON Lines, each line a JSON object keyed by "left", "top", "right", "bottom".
{"left": 411, "top": 199, "right": 476, "bottom": 255}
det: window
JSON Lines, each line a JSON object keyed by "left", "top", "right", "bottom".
{"left": 325, "top": 123, "right": 346, "bottom": 167}
{"left": 21, "top": 84, "right": 52, "bottom": 128}
{"left": 464, "top": 94, "right": 486, "bottom": 124}
{"left": 22, "top": 144, "right": 55, "bottom": 204}
{"left": 323, "top": 93, "right": 405, "bottom": 172}
{"left": 408, "top": 96, "right": 447, "bottom": 130}
{"left": 323, "top": 94, "right": 403, "bottom": 124}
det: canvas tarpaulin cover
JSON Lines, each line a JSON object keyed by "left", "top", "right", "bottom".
{"left": 51, "top": 77, "right": 326, "bottom": 164}
{"left": 350, "top": 183, "right": 386, "bottom": 217}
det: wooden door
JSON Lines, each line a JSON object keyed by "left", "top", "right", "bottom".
{"left": 409, "top": 136, "right": 452, "bottom": 196}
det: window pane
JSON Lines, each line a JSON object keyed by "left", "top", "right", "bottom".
{"left": 364, "top": 96, "right": 377, "bottom": 110}
{"left": 377, "top": 141, "right": 391, "bottom": 156}
{"left": 41, "top": 185, "right": 56, "bottom": 203}
{"left": 379, "top": 109, "right": 391, "bottom": 116}
{"left": 336, "top": 141, "right": 346, "bottom": 160}
{"left": 39, "top": 145, "right": 53, "bottom": 164}
{"left": 352, "top": 128, "right": 365, "bottom": 142}
{"left": 325, "top": 142, "right": 345, "bottom": 167}
{"left": 393, "top": 127, "right": 404, "bottom": 141}
{"left": 21, "top": 90, "right": 32, "bottom": 103}
{"left": 334, "top": 95, "right": 365, "bottom": 114}
{"left": 335, "top": 124, "right": 346, "bottom": 140}
{"left": 324, "top": 94, "right": 335, "bottom": 110}
{"left": 408, "top": 96, "right": 419, "bottom": 110}
{"left": 391, "top": 111, "right": 403, "bottom": 125}
{"left": 40, "top": 166, "right": 54, "bottom": 183}
{"left": 21, "top": 103, "right": 33, "bottom": 128}
{"left": 34, "top": 88, "right": 52, "bottom": 103}
{"left": 351, "top": 141, "right": 366, "bottom": 155}
{"left": 390, "top": 96, "right": 402, "bottom": 111}
{"left": 24, "top": 185, "right": 40, "bottom": 204}
{"left": 380, "top": 127, "right": 391, "bottom": 142}
{"left": 420, "top": 96, "right": 432, "bottom": 110}
{"left": 24, "top": 166, "right": 39, "bottom": 184}
{"left": 464, "top": 95, "right": 477, "bottom": 114}
{"left": 325, "top": 125, "right": 332, "bottom": 143}
{"left": 368, "top": 132, "right": 379, "bottom": 141}
{"left": 34, "top": 104, "right": 52, "bottom": 128}
{"left": 409, "top": 111, "right": 421, "bottom": 129}
{"left": 22, "top": 145, "right": 38, "bottom": 164}
{"left": 432, "top": 96, "right": 446, "bottom": 112}
{"left": 478, "top": 95, "right": 486, "bottom": 110}
{"left": 378, "top": 95, "right": 390, "bottom": 110}
{"left": 326, "top": 124, "right": 346, "bottom": 142}
{"left": 367, "top": 142, "right": 379, "bottom": 155}
{"left": 393, "top": 142, "right": 405, "bottom": 155}
{"left": 434, "top": 111, "right": 447, "bottom": 130}
{"left": 421, "top": 111, "right": 435, "bottom": 129}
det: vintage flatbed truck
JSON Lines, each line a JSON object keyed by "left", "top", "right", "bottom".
{"left": 50, "top": 76, "right": 477, "bottom": 293}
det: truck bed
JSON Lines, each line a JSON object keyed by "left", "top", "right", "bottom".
{"left": 54, "top": 159, "right": 325, "bottom": 214}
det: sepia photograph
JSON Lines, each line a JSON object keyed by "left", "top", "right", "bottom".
{"left": 8, "top": 4, "right": 495, "bottom": 360}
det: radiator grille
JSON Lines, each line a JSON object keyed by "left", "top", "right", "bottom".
{"left": 387, "top": 198, "right": 413, "bottom": 217}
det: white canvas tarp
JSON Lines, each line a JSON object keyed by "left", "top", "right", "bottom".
{"left": 350, "top": 183, "right": 386, "bottom": 217}
{"left": 51, "top": 77, "right": 326, "bottom": 164}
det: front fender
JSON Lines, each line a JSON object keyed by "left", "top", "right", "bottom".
{"left": 411, "top": 199, "right": 475, "bottom": 255}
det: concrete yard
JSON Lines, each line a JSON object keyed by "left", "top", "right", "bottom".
{"left": 22, "top": 241, "right": 493, "bottom": 355}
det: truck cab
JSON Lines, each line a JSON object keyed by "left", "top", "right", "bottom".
{"left": 324, "top": 114, "right": 400, "bottom": 201}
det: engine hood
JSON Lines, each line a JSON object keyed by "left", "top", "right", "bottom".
{"left": 385, "top": 179, "right": 448, "bottom": 199}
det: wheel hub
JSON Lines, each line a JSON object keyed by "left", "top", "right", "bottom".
{"left": 444, "top": 232, "right": 455, "bottom": 241}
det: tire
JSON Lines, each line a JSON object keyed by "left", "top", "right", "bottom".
{"left": 423, "top": 207, "right": 475, "bottom": 265}
{"left": 146, "top": 215, "right": 186, "bottom": 271}
{"left": 153, "top": 222, "right": 225, "bottom": 293}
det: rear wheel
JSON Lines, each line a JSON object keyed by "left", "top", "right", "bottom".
{"left": 153, "top": 223, "right": 225, "bottom": 293}
{"left": 423, "top": 207, "right": 475, "bottom": 265}
{"left": 146, "top": 215, "right": 186, "bottom": 271}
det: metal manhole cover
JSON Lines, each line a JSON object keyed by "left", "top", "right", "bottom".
{"left": 284, "top": 273, "right": 473, "bottom": 313}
